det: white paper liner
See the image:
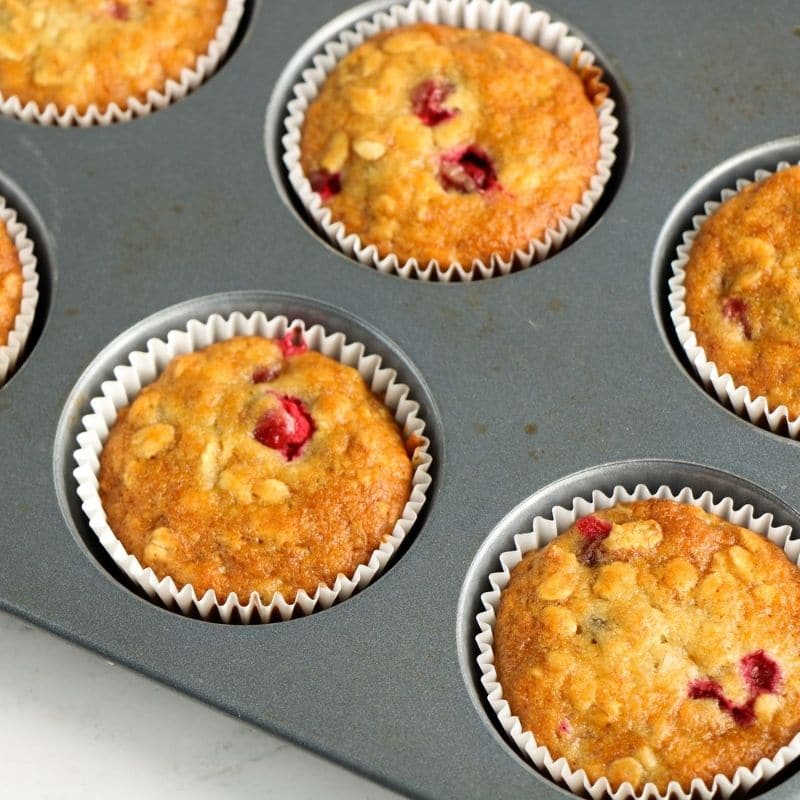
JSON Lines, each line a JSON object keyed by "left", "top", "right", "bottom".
{"left": 282, "top": 0, "right": 619, "bottom": 281}
{"left": 0, "top": 197, "right": 39, "bottom": 385}
{"left": 476, "top": 483, "right": 800, "bottom": 799}
{"left": 668, "top": 161, "right": 800, "bottom": 438}
{"left": 73, "top": 311, "right": 433, "bottom": 622}
{"left": 0, "top": 0, "right": 245, "bottom": 126}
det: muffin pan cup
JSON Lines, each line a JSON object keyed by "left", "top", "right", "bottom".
{"left": 476, "top": 482, "right": 800, "bottom": 800}
{"left": 667, "top": 160, "right": 800, "bottom": 438}
{"left": 0, "top": 195, "right": 39, "bottom": 386}
{"left": 0, "top": 0, "right": 246, "bottom": 126}
{"left": 3, "top": 1, "right": 800, "bottom": 798}
{"left": 73, "top": 310, "right": 432, "bottom": 622}
{"left": 281, "top": 0, "right": 618, "bottom": 281}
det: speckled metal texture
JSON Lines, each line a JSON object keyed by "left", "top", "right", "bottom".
{"left": 1, "top": 2, "right": 799, "bottom": 798}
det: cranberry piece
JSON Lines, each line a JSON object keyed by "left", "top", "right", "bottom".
{"left": 731, "top": 702, "right": 757, "bottom": 727}
{"left": 438, "top": 146, "right": 499, "bottom": 194}
{"left": 722, "top": 297, "right": 752, "bottom": 339}
{"left": 741, "top": 650, "right": 781, "bottom": 695}
{"left": 575, "top": 515, "right": 613, "bottom": 566}
{"left": 411, "top": 79, "right": 457, "bottom": 126}
{"left": 688, "top": 678, "right": 727, "bottom": 704}
{"left": 556, "top": 718, "right": 573, "bottom": 736}
{"left": 308, "top": 169, "right": 341, "bottom": 201}
{"left": 253, "top": 364, "right": 281, "bottom": 383}
{"left": 278, "top": 327, "right": 308, "bottom": 358}
{"left": 253, "top": 395, "right": 314, "bottom": 461}
{"left": 576, "top": 515, "right": 613, "bottom": 539}
{"left": 689, "top": 651, "right": 782, "bottom": 727}
{"left": 688, "top": 678, "right": 743, "bottom": 720}
{"left": 108, "top": 1, "right": 129, "bottom": 19}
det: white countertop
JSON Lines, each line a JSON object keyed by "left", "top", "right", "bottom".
{"left": 0, "top": 609, "right": 403, "bottom": 799}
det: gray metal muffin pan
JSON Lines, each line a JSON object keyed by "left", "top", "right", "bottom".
{"left": 1, "top": 0, "right": 800, "bottom": 797}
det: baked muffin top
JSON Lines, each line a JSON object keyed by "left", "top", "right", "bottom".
{"left": 0, "top": 0, "right": 226, "bottom": 113}
{"left": 684, "top": 166, "right": 800, "bottom": 417}
{"left": 300, "top": 23, "right": 603, "bottom": 267}
{"left": 98, "top": 334, "right": 413, "bottom": 602}
{"left": 494, "top": 499, "right": 800, "bottom": 791}
{"left": 0, "top": 217, "right": 22, "bottom": 348}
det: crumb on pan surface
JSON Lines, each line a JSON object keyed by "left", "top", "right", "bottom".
{"left": 684, "top": 166, "right": 800, "bottom": 418}
{"left": 494, "top": 499, "right": 800, "bottom": 791}
{"left": 98, "top": 335, "right": 413, "bottom": 602}
{"left": 300, "top": 23, "right": 602, "bottom": 267}
{"left": 0, "top": 217, "right": 22, "bottom": 348}
{"left": 0, "top": 0, "right": 226, "bottom": 112}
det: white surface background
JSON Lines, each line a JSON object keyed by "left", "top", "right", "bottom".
{"left": 0, "top": 609, "right": 403, "bottom": 799}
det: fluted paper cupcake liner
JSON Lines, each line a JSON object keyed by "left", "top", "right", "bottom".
{"left": 282, "top": 0, "right": 618, "bottom": 281}
{"left": 73, "top": 310, "right": 432, "bottom": 622}
{"left": 476, "top": 483, "right": 800, "bottom": 799}
{"left": 0, "top": 197, "right": 39, "bottom": 385}
{"left": 668, "top": 160, "right": 800, "bottom": 438}
{"left": 0, "top": 0, "right": 245, "bottom": 127}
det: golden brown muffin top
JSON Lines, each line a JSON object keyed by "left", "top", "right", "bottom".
{"left": 99, "top": 334, "right": 413, "bottom": 602}
{"left": 494, "top": 499, "right": 800, "bottom": 791}
{"left": 0, "top": 0, "right": 226, "bottom": 113}
{"left": 300, "top": 23, "right": 602, "bottom": 267}
{"left": 0, "top": 217, "right": 22, "bottom": 348}
{"left": 684, "top": 166, "right": 800, "bottom": 417}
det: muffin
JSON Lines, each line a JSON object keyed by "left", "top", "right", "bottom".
{"left": 0, "top": 215, "right": 22, "bottom": 349}
{"left": 681, "top": 166, "right": 800, "bottom": 419}
{"left": 97, "top": 331, "right": 414, "bottom": 603}
{"left": 0, "top": 0, "right": 227, "bottom": 114}
{"left": 493, "top": 499, "right": 800, "bottom": 792}
{"left": 297, "top": 21, "right": 607, "bottom": 269}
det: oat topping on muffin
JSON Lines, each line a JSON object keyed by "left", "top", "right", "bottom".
{"left": 299, "top": 23, "right": 604, "bottom": 267}
{"left": 683, "top": 166, "right": 800, "bottom": 418}
{"left": 0, "top": 216, "right": 22, "bottom": 348}
{"left": 98, "top": 333, "right": 413, "bottom": 602}
{"left": 0, "top": 0, "right": 226, "bottom": 113}
{"left": 494, "top": 499, "right": 800, "bottom": 791}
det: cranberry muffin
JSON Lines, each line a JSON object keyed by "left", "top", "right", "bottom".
{"left": 0, "top": 216, "right": 22, "bottom": 348}
{"left": 0, "top": 0, "right": 226, "bottom": 113}
{"left": 300, "top": 23, "right": 605, "bottom": 267}
{"left": 98, "top": 332, "right": 413, "bottom": 602}
{"left": 494, "top": 499, "right": 800, "bottom": 791}
{"left": 683, "top": 166, "right": 800, "bottom": 418}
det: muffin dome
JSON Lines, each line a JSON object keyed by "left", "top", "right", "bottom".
{"left": 299, "top": 23, "right": 604, "bottom": 268}
{"left": 98, "top": 333, "right": 413, "bottom": 601}
{"left": 682, "top": 166, "right": 800, "bottom": 419}
{"left": 494, "top": 499, "right": 800, "bottom": 791}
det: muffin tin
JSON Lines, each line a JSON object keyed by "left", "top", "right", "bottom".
{"left": 2, "top": 1, "right": 800, "bottom": 798}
